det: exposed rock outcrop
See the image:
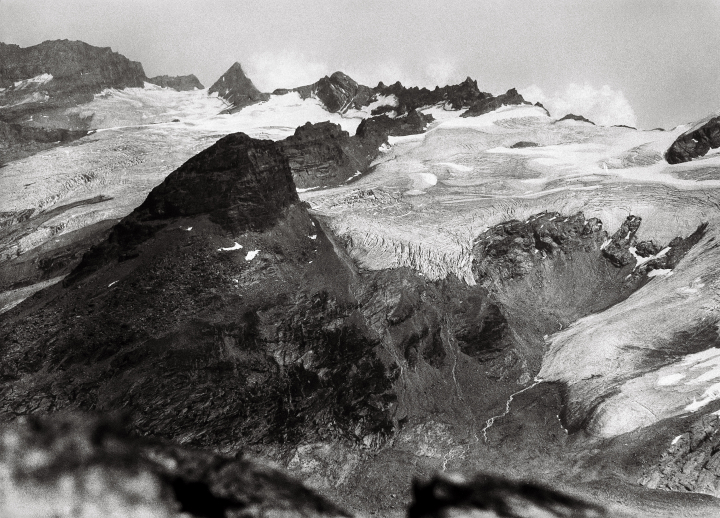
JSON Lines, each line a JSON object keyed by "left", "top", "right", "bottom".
{"left": 461, "top": 88, "right": 531, "bottom": 118}
{"left": 510, "top": 141, "right": 539, "bottom": 148}
{"left": 275, "top": 71, "right": 374, "bottom": 114}
{"left": 372, "top": 76, "right": 489, "bottom": 115}
{"left": 641, "top": 414, "right": 720, "bottom": 497}
{"left": 0, "top": 412, "right": 349, "bottom": 518}
{"left": 147, "top": 74, "right": 204, "bottom": 91}
{"left": 209, "top": 62, "right": 269, "bottom": 111}
{"left": 278, "top": 111, "right": 432, "bottom": 189}
{"left": 665, "top": 116, "right": 720, "bottom": 164}
{"left": 556, "top": 113, "right": 596, "bottom": 125}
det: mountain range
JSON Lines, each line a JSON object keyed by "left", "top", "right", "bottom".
{"left": 2, "top": 39, "right": 720, "bottom": 517}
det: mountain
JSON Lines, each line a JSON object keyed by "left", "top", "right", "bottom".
{"left": 274, "top": 71, "right": 374, "bottom": 113}
{"left": 460, "top": 88, "right": 533, "bottom": 118}
{"left": 147, "top": 74, "right": 204, "bottom": 91}
{"left": 6, "top": 38, "right": 720, "bottom": 516}
{"left": 0, "top": 40, "right": 146, "bottom": 123}
{"left": 209, "top": 62, "right": 270, "bottom": 111}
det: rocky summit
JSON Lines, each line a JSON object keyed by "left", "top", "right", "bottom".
{"left": 209, "top": 62, "right": 270, "bottom": 111}
{"left": 4, "top": 36, "right": 720, "bottom": 517}
{"left": 0, "top": 40, "right": 146, "bottom": 123}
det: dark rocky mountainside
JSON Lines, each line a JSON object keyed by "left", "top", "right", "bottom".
{"left": 665, "top": 116, "right": 720, "bottom": 163}
{"left": 148, "top": 74, "right": 204, "bottom": 91}
{"left": 0, "top": 40, "right": 146, "bottom": 123}
{"left": 0, "top": 127, "right": 707, "bottom": 513}
{"left": 274, "top": 71, "right": 374, "bottom": 113}
{"left": 209, "top": 62, "right": 269, "bottom": 111}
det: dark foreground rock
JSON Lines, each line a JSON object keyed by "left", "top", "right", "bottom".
{"left": 409, "top": 474, "right": 608, "bottom": 518}
{"left": 148, "top": 74, "right": 204, "bottom": 91}
{"left": 665, "top": 116, "right": 720, "bottom": 164}
{"left": 209, "top": 62, "right": 269, "bottom": 111}
{"left": 0, "top": 130, "right": 710, "bottom": 515}
{"left": 0, "top": 412, "right": 349, "bottom": 518}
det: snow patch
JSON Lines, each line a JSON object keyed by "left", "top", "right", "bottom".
{"left": 245, "top": 250, "right": 260, "bottom": 261}
{"left": 657, "top": 373, "right": 685, "bottom": 386}
{"left": 218, "top": 242, "right": 243, "bottom": 251}
{"left": 671, "top": 435, "right": 683, "bottom": 445}
{"left": 647, "top": 268, "right": 672, "bottom": 278}
{"left": 13, "top": 73, "right": 53, "bottom": 89}
{"left": 108, "top": 281, "right": 118, "bottom": 288}
{"left": 309, "top": 235, "right": 317, "bottom": 240}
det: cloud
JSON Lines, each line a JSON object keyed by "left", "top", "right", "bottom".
{"left": 424, "top": 60, "right": 459, "bottom": 88}
{"left": 519, "top": 83, "right": 637, "bottom": 127}
{"left": 244, "top": 51, "right": 329, "bottom": 92}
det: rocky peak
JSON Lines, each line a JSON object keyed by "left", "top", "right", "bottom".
{"left": 372, "top": 77, "right": 489, "bottom": 114}
{"left": 461, "top": 87, "right": 531, "bottom": 118}
{"left": 0, "top": 39, "right": 146, "bottom": 88}
{"left": 209, "top": 62, "right": 269, "bottom": 110}
{"left": 0, "top": 39, "right": 147, "bottom": 125}
{"left": 69, "top": 132, "right": 298, "bottom": 279}
{"left": 275, "top": 71, "right": 374, "bottom": 114}
{"left": 147, "top": 74, "right": 204, "bottom": 91}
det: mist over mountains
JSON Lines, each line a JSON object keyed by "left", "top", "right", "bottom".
{"left": 2, "top": 39, "right": 720, "bottom": 517}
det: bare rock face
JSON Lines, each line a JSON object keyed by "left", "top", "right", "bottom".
{"left": 275, "top": 71, "right": 374, "bottom": 114}
{"left": 209, "top": 62, "right": 269, "bottom": 110}
{"left": 372, "top": 76, "right": 489, "bottom": 114}
{"left": 277, "top": 122, "right": 366, "bottom": 189}
{"left": 461, "top": 88, "right": 531, "bottom": 118}
{"left": 665, "top": 116, "right": 720, "bottom": 164}
{"left": 641, "top": 414, "right": 720, "bottom": 497}
{"left": 471, "top": 212, "right": 608, "bottom": 282}
{"left": 0, "top": 412, "right": 350, "bottom": 518}
{"left": 0, "top": 40, "right": 146, "bottom": 123}
{"left": 147, "top": 74, "right": 204, "bottom": 91}
{"left": 409, "top": 474, "right": 608, "bottom": 518}
{"left": 278, "top": 112, "right": 431, "bottom": 189}
{"left": 556, "top": 113, "right": 595, "bottom": 125}
{"left": 69, "top": 132, "right": 298, "bottom": 280}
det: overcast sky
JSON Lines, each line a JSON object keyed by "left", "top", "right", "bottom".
{"left": 1, "top": 0, "right": 719, "bottom": 129}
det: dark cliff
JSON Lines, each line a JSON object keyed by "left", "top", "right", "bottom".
{"left": 665, "top": 116, "right": 720, "bottom": 164}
